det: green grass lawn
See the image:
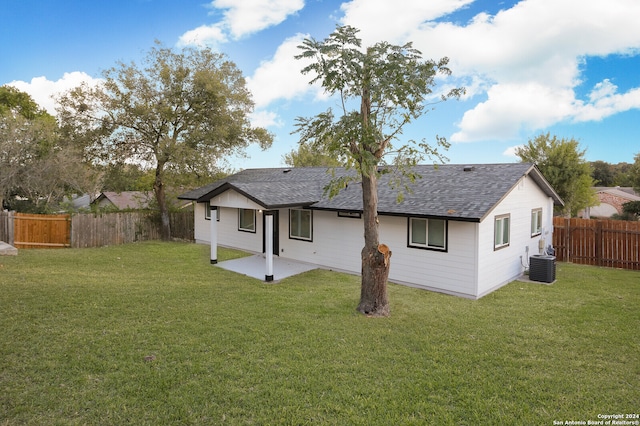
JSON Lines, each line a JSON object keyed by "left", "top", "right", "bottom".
{"left": 0, "top": 242, "right": 638, "bottom": 425}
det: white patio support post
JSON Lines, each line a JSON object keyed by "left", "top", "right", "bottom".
{"left": 265, "top": 213, "right": 274, "bottom": 282}
{"left": 210, "top": 206, "right": 218, "bottom": 264}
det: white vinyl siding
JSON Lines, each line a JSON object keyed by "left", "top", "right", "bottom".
{"left": 190, "top": 175, "right": 557, "bottom": 300}
{"left": 289, "top": 209, "right": 312, "bottom": 241}
{"left": 477, "top": 175, "right": 555, "bottom": 297}
{"left": 408, "top": 218, "right": 447, "bottom": 250}
{"left": 384, "top": 217, "right": 478, "bottom": 297}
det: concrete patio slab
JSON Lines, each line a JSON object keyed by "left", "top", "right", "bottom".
{"left": 216, "top": 254, "right": 318, "bottom": 282}
{"left": 0, "top": 241, "right": 18, "bottom": 256}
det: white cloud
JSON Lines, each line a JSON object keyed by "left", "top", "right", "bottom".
{"left": 250, "top": 110, "right": 283, "bottom": 129}
{"left": 8, "top": 72, "right": 103, "bottom": 116}
{"left": 214, "top": 0, "right": 304, "bottom": 39}
{"left": 178, "top": 0, "right": 304, "bottom": 47}
{"left": 391, "top": 0, "right": 640, "bottom": 142}
{"left": 503, "top": 145, "right": 523, "bottom": 158}
{"left": 451, "top": 82, "right": 577, "bottom": 142}
{"left": 340, "top": 0, "right": 474, "bottom": 46}
{"left": 177, "top": 24, "right": 227, "bottom": 48}
{"left": 573, "top": 80, "right": 640, "bottom": 122}
{"left": 246, "top": 34, "right": 322, "bottom": 108}
{"left": 179, "top": 0, "right": 640, "bottom": 143}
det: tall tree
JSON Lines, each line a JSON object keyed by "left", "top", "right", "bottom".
{"left": 295, "top": 26, "right": 463, "bottom": 316}
{"left": 0, "top": 86, "right": 94, "bottom": 212}
{"left": 515, "top": 133, "right": 598, "bottom": 217}
{"left": 57, "top": 43, "right": 272, "bottom": 239}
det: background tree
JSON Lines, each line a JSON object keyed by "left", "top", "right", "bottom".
{"left": 295, "top": 26, "right": 463, "bottom": 316}
{"left": 589, "top": 158, "right": 640, "bottom": 188}
{"left": 591, "top": 160, "right": 615, "bottom": 186}
{"left": 282, "top": 142, "right": 344, "bottom": 167}
{"left": 515, "top": 133, "right": 598, "bottom": 217}
{"left": 57, "top": 43, "right": 272, "bottom": 239}
{"left": 628, "top": 153, "right": 640, "bottom": 193}
{"left": 0, "top": 86, "right": 93, "bottom": 212}
{"left": 97, "top": 163, "right": 151, "bottom": 193}
{"left": 612, "top": 200, "right": 640, "bottom": 221}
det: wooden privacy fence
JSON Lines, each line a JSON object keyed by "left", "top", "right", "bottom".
{"left": 73, "top": 211, "right": 194, "bottom": 247}
{"left": 13, "top": 213, "right": 71, "bottom": 249}
{"left": 0, "top": 211, "right": 193, "bottom": 249}
{"left": 552, "top": 217, "right": 640, "bottom": 270}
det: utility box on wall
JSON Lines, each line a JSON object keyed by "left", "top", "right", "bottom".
{"left": 529, "top": 255, "right": 556, "bottom": 283}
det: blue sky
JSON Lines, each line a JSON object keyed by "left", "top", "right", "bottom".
{"left": 2, "top": 0, "right": 639, "bottom": 171}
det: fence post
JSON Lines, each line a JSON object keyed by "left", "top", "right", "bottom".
{"left": 8, "top": 211, "right": 15, "bottom": 246}
{"left": 595, "top": 220, "right": 602, "bottom": 267}
{"left": 564, "top": 218, "right": 570, "bottom": 263}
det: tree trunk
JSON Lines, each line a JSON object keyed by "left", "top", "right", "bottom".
{"left": 153, "top": 166, "right": 171, "bottom": 241}
{"left": 356, "top": 170, "right": 391, "bottom": 316}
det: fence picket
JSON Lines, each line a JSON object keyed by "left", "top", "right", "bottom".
{"left": 553, "top": 217, "right": 640, "bottom": 270}
{"left": 0, "top": 210, "right": 193, "bottom": 249}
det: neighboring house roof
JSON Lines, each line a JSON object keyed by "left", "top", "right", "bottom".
{"left": 179, "top": 163, "right": 563, "bottom": 222}
{"left": 594, "top": 187, "right": 640, "bottom": 201}
{"left": 65, "top": 194, "right": 94, "bottom": 210}
{"left": 92, "top": 191, "right": 153, "bottom": 210}
{"left": 583, "top": 186, "right": 640, "bottom": 218}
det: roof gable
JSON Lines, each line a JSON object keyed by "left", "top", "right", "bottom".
{"left": 179, "top": 167, "right": 350, "bottom": 208}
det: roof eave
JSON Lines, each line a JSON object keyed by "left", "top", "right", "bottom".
{"left": 308, "top": 206, "right": 482, "bottom": 222}
{"left": 194, "top": 183, "right": 319, "bottom": 210}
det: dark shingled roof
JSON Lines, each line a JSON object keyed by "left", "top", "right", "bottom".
{"left": 179, "top": 163, "right": 563, "bottom": 222}
{"left": 178, "top": 167, "right": 342, "bottom": 207}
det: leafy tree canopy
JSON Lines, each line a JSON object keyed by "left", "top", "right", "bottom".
{"left": 0, "top": 85, "right": 52, "bottom": 121}
{"left": 622, "top": 200, "right": 640, "bottom": 218}
{"left": 516, "top": 133, "right": 598, "bottom": 217}
{"left": 57, "top": 43, "right": 272, "bottom": 238}
{"left": 629, "top": 153, "right": 640, "bottom": 193}
{"left": 590, "top": 155, "right": 640, "bottom": 189}
{"left": 282, "top": 142, "right": 344, "bottom": 168}
{"left": 294, "top": 26, "right": 463, "bottom": 316}
{"left": 0, "top": 86, "right": 95, "bottom": 212}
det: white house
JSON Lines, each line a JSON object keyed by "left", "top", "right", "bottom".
{"left": 179, "top": 163, "right": 564, "bottom": 299}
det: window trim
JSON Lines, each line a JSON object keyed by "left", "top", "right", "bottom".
{"left": 204, "top": 204, "right": 220, "bottom": 221}
{"left": 289, "top": 208, "right": 313, "bottom": 242}
{"left": 494, "top": 214, "right": 510, "bottom": 250}
{"left": 531, "top": 208, "right": 542, "bottom": 237}
{"left": 238, "top": 209, "right": 256, "bottom": 233}
{"left": 337, "top": 211, "right": 362, "bottom": 219}
{"left": 407, "top": 217, "right": 448, "bottom": 252}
